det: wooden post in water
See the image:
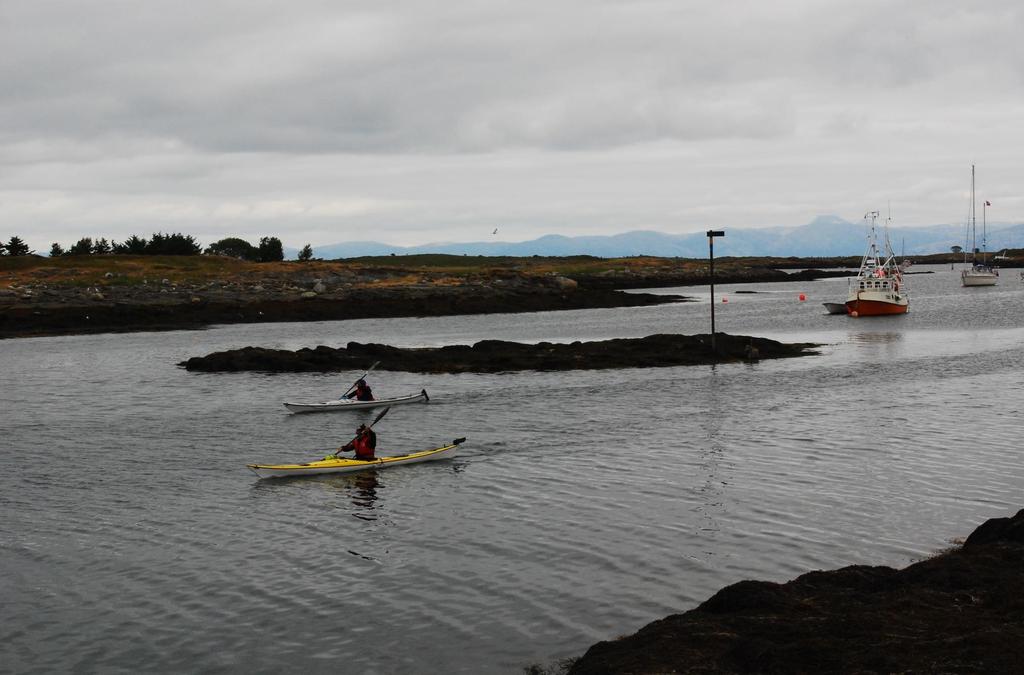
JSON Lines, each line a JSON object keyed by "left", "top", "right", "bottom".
{"left": 707, "top": 230, "right": 724, "bottom": 352}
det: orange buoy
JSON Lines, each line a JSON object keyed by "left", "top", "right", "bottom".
{"left": 722, "top": 296, "right": 728, "bottom": 303}
{"left": 798, "top": 293, "right": 806, "bottom": 301}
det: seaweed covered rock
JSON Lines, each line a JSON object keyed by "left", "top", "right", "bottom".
{"left": 179, "top": 333, "right": 818, "bottom": 373}
{"left": 569, "top": 509, "right": 1024, "bottom": 674}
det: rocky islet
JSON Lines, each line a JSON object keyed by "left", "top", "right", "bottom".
{"left": 179, "top": 333, "right": 819, "bottom": 373}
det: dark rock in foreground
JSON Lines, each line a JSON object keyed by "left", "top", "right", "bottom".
{"left": 179, "top": 333, "right": 818, "bottom": 373}
{"left": 569, "top": 509, "right": 1024, "bottom": 675}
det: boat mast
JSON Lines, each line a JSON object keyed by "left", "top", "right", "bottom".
{"left": 883, "top": 213, "right": 895, "bottom": 267}
{"left": 981, "top": 173, "right": 988, "bottom": 264}
{"left": 971, "top": 164, "right": 977, "bottom": 263}
{"left": 862, "top": 211, "right": 880, "bottom": 271}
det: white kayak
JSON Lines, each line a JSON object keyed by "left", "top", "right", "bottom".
{"left": 247, "top": 438, "right": 463, "bottom": 479}
{"left": 283, "top": 389, "right": 429, "bottom": 414}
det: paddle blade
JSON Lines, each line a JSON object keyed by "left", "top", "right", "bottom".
{"left": 422, "top": 388, "right": 430, "bottom": 402}
{"left": 452, "top": 437, "right": 466, "bottom": 445}
{"left": 370, "top": 406, "right": 391, "bottom": 428}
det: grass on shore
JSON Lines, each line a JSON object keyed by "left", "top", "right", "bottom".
{"left": 1, "top": 253, "right": 707, "bottom": 287}
{"left": 2, "top": 249, "right": 988, "bottom": 289}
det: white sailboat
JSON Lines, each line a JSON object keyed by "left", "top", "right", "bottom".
{"left": 961, "top": 165, "right": 998, "bottom": 287}
{"left": 898, "top": 238, "right": 913, "bottom": 271}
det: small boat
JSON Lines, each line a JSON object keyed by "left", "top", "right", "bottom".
{"left": 823, "top": 302, "right": 848, "bottom": 315}
{"left": 284, "top": 389, "right": 429, "bottom": 414}
{"left": 845, "top": 211, "right": 908, "bottom": 317}
{"left": 963, "top": 263, "right": 998, "bottom": 286}
{"left": 248, "top": 438, "right": 464, "bottom": 479}
{"left": 961, "top": 165, "right": 998, "bottom": 287}
{"left": 898, "top": 238, "right": 912, "bottom": 272}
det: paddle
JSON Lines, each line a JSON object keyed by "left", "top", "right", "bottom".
{"left": 341, "top": 361, "right": 380, "bottom": 399}
{"left": 332, "top": 406, "right": 391, "bottom": 458}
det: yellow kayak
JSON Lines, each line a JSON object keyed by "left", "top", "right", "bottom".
{"left": 247, "top": 438, "right": 463, "bottom": 479}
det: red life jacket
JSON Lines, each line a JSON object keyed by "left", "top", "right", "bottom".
{"left": 353, "top": 430, "right": 376, "bottom": 460}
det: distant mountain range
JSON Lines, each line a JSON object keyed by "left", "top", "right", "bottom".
{"left": 301, "top": 215, "right": 1024, "bottom": 259}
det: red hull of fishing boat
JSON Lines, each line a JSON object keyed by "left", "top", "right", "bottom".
{"left": 845, "top": 298, "right": 909, "bottom": 317}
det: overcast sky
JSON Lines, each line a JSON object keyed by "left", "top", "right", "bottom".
{"left": 3, "top": 1, "right": 1023, "bottom": 252}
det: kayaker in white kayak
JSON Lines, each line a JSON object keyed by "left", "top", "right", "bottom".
{"left": 336, "top": 423, "right": 377, "bottom": 460}
{"left": 345, "top": 379, "right": 374, "bottom": 402}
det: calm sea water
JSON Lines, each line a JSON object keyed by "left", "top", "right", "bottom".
{"left": 2, "top": 264, "right": 1023, "bottom": 674}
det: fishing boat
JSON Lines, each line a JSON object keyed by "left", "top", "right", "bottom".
{"left": 283, "top": 389, "right": 429, "bottom": 414}
{"left": 961, "top": 165, "right": 998, "bottom": 287}
{"left": 845, "top": 211, "right": 908, "bottom": 317}
{"left": 247, "top": 438, "right": 464, "bottom": 479}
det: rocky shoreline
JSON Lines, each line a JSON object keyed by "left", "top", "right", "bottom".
{"left": 566, "top": 509, "right": 1024, "bottom": 674}
{"left": 569, "top": 266, "right": 851, "bottom": 290}
{"left": 0, "top": 254, "right": 854, "bottom": 339}
{"left": 179, "top": 333, "right": 819, "bottom": 373}
{"left": 0, "top": 272, "right": 683, "bottom": 339}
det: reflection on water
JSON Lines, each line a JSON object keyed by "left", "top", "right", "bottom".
{"left": 848, "top": 331, "right": 904, "bottom": 345}
{"left": 349, "top": 471, "right": 380, "bottom": 518}
{"left": 249, "top": 469, "right": 383, "bottom": 520}
{"left": 696, "top": 369, "right": 727, "bottom": 544}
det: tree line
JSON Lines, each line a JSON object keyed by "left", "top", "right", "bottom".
{"left": 1, "top": 233, "right": 316, "bottom": 262}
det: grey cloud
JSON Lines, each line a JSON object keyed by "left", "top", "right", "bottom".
{"left": 4, "top": 0, "right": 1024, "bottom": 251}
{"left": 13, "top": 0, "right": 1021, "bottom": 155}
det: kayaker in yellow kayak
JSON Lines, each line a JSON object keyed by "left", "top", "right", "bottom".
{"left": 336, "top": 423, "right": 377, "bottom": 460}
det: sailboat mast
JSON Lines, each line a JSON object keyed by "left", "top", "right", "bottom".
{"left": 971, "top": 164, "right": 977, "bottom": 260}
{"left": 981, "top": 174, "right": 987, "bottom": 262}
